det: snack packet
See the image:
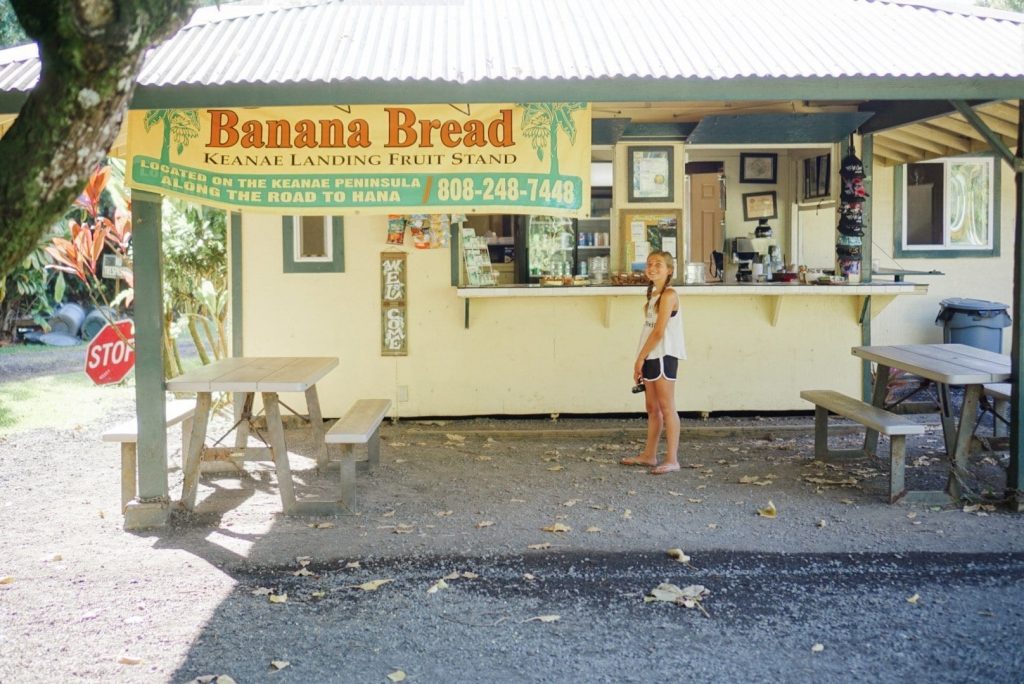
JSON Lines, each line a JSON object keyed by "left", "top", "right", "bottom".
{"left": 386, "top": 215, "right": 406, "bottom": 245}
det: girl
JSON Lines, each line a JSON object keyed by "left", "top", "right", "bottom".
{"left": 620, "top": 250, "right": 686, "bottom": 474}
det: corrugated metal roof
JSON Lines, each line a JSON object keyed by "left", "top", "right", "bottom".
{"left": 0, "top": 0, "right": 1021, "bottom": 94}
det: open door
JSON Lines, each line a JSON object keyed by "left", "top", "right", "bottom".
{"left": 686, "top": 164, "right": 725, "bottom": 280}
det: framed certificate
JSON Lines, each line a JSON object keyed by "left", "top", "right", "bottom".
{"left": 627, "top": 146, "right": 674, "bottom": 203}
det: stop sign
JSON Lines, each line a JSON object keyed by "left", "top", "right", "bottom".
{"left": 85, "top": 320, "right": 135, "bottom": 385}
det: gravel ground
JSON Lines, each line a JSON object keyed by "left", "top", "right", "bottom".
{"left": 1, "top": 345, "right": 1022, "bottom": 682}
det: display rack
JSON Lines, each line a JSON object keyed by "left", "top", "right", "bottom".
{"left": 461, "top": 227, "right": 498, "bottom": 286}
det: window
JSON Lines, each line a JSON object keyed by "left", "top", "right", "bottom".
{"left": 282, "top": 216, "right": 345, "bottom": 272}
{"left": 898, "top": 156, "right": 998, "bottom": 257}
{"left": 295, "top": 215, "right": 332, "bottom": 261}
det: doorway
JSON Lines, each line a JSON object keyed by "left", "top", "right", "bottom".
{"left": 686, "top": 162, "right": 724, "bottom": 280}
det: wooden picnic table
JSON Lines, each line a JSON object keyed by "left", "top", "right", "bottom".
{"left": 852, "top": 344, "right": 1011, "bottom": 503}
{"left": 166, "top": 356, "right": 338, "bottom": 515}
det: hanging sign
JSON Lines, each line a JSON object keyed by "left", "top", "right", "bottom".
{"left": 381, "top": 252, "right": 407, "bottom": 356}
{"left": 127, "top": 103, "right": 591, "bottom": 217}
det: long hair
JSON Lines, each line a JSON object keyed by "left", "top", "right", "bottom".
{"left": 644, "top": 250, "right": 675, "bottom": 307}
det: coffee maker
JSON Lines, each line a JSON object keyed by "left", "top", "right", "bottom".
{"left": 732, "top": 238, "right": 758, "bottom": 283}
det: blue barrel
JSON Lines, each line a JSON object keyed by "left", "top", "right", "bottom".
{"left": 48, "top": 302, "right": 86, "bottom": 337}
{"left": 935, "top": 298, "right": 1011, "bottom": 353}
{"left": 81, "top": 306, "right": 116, "bottom": 340}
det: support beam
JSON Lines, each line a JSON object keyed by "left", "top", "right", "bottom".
{"left": 126, "top": 189, "right": 169, "bottom": 529}
{"left": 980, "top": 102, "right": 1020, "bottom": 126}
{"left": 874, "top": 136, "right": 928, "bottom": 161}
{"left": 905, "top": 123, "right": 970, "bottom": 152}
{"left": 1010, "top": 100, "right": 1024, "bottom": 511}
{"left": 882, "top": 129, "right": 949, "bottom": 156}
{"left": 951, "top": 100, "right": 1024, "bottom": 172}
{"left": 872, "top": 143, "right": 911, "bottom": 164}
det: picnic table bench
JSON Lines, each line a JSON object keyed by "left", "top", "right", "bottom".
{"left": 800, "top": 389, "right": 925, "bottom": 503}
{"left": 325, "top": 398, "right": 392, "bottom": 510}
{"left": 102, "top": 399, "right": 196, "bottom": 511}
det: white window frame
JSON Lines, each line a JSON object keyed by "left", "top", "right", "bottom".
{"left": 292, "top": 215, "right": 333, "bottom": 263}
{"left": 900, "top": 156, "right": 995, "bottom": 253}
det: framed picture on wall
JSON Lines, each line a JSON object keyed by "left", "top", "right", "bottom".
{"left": 739, "top": 152, "right": 778, "bottom": 184}
{"left": 627, "top": 146, "right": 674, "bottom": 202}
{"left": 741, "top": 191, "right": 778, "bottom": 221}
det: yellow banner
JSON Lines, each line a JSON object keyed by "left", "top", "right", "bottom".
{"left": 127, "top": 103, "right": 591, "bottom": 216}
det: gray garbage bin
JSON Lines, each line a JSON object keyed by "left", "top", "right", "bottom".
{"left": 935, "top": 298, "right": 1011, "bottom": 353}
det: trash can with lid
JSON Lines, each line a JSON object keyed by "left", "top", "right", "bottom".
{"left": 935, "top": 298, "right": 1011, "bottom": 353}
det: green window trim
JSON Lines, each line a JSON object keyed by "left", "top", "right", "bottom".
{"left": 282, "top": 216, "right": 346, "bottom": 272}
{"left": 892, "top": 154, "right": 1001, "bottom": 259}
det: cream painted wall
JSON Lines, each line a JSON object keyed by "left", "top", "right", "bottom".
{"left": 239, "top": 213, "right": 870, "bottom": 418}
{"left": 868, "top": 157, "right": 1016, "bottom": 353}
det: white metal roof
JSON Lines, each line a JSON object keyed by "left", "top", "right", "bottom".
{"left": 0, "top": 0, "right": 1021, "bottom": 95}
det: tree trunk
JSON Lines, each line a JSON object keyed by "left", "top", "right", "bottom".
{"left": 0, "top": 0, "right": 196, "bottom": 277}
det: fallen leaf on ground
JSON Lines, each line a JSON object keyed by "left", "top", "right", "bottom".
{"left": 476, "top": 520, "right": 495, "bottom": 528}
{"left": 387, "top": 671, "right": 407, "bottom": 682}
{"left": 666, "top": 548, "right": 691, "bottom": 563}
{"left": 840, "top": 499, "right": 855, "bottom": 505}
{"left": 270, "top": 660, "right": 290, "bottom": 671}
{"left": 907, "top": 593, "right": 921, "bottom": 604}
{"left": 44, "top": 554, "right": 63, "bottom": 562}
{"left": 0, "top": 576, "right": 13, "bottom": 585}
{"left": 268, "top": 593, "right": 287, "bottom": 603}
{"left": 251, "top": 587, "right": 272, "bottom": 596}
{"left": 585, "top": 526, "right": 602, "bottom": 533}
{"left": 688, "top": 498, "right": 704, "bottom": 504}
{"left": 344, "top": 561, "right": 361, "bottom": 569}
{"left": 804, "top": 476, "right": 857, "bottom": 486}
{"left": 623, "top": 509, "right": 632, "bottom": 519}
{"left": 293, "top": 567, "right": 314, "bottom": 577}
{"left": 186, "top": 676, "right": 238, "bottom": 684}
{"left": 427, "top": 579, "right": 449, "bottom": 594}
{"left": 444, "top": 571, "right": 461, "bottom": 580}
{"left": 296, "top": 556, "right": 312, "bottom": 566}
{"left": 547, "top": 465, "right": 564, "bottom": 472}
{"left": 817, "top": 519, "right": 827, "bottom": 528}
{"left": 435, "top": 510, "right": 453, "bottom": 517}
{"left": 526, "top": 614, "right": 561, "bottom": 623}
{"left": 527, "top": 543, "right": 553, "bottom": 550}
{"left": 668, "top": 491, "right": 684, "bottom": 497}
{"left": 461, "top": 572, "right": 479, "bottom": 579}
{"left": 542, "top": 523, "right": 571, "bottom": 533}
{"left": 707, "top": 523, "right": 718, "bottom": 529}
{"left": 962, "top": 504, "right": 981, "bottom": 513}
{"left": 811, "top": 644, "right": 825, "bottom": 653}
{"left": 644, "top": 583, "right": 711, "bottom": 615}
{"left": 524, "top": 573, "right": 537, "bottom": 581}
{"left": 476, "top": 455, "right": 493, "bottom": 461}
{"left": 350, "top": 579, "right": 393, "bottom": 591}
{"left": 118, "top": 656, "right": 143, "bottom": 665}
{"left": 311, "top": 591, "right": 326, "bottom": 598}
{"left": 382, "top": 510, "right": 397, "bottom": 518}
{"left": 907, "top": 512, "right": 917, "bottom": 520}
{"left": 757, "top": 501, "right": 777, "bottom": 518}
{"left": 445, "top": 433, "right": 466, "bottom": 442}
{"left": 389, "top": 442, "right": 407, "bottom": 447}
{"left": 308, "top": 522, "right": 334, "bottom": 529}
{"left": 393, "top": 524, "right": 414, "bottom": 535}
{"left": 562, "top": 499, "right": 580, "bottom": 507}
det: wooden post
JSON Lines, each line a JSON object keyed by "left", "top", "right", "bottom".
{"left": 1010, "top": 100, "right": 1024, "bottom": 511}
{"left": 125, "top": 190, "right": 169, "bottom": 529}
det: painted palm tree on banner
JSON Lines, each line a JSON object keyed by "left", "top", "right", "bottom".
{"left": 519, "top": 103, "right": 587, "bottom": 177}
{"left": 144, "top": 109, "right": 201, "bottom": 164}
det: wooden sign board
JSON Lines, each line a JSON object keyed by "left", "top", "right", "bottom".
{"left": 380, "top": 252, "right": 407, "bottom": 356}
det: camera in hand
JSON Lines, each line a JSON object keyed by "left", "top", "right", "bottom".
{"left": 631, "top": 382, "right": 646, "bottom": 394}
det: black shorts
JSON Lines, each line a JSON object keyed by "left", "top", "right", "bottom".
{"left": 641, "top": 356, "right": 679, "bottom": 381}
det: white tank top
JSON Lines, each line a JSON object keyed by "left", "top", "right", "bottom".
{"left": 637, "top": 291, "right": 687, "bottom": 360}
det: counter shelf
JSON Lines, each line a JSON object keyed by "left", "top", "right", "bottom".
{"left": 454, "top": 281, "right": 927, "bottom": 329}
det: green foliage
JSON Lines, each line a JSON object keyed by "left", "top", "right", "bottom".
{"left": 976, "top": 0, "right": 1024, "bottom": 11}
{"left": 0, "top": 1, "right": 28, "bottom": 48}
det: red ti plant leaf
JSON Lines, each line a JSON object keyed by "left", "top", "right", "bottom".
{"left": 44, "top": 236, "right": 89, "bottom": 284}
{"left": 74, "top": 165, "right": 111, "bottom": 219}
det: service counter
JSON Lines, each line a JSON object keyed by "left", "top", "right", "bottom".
{"left": 457, "top": 281, "right": 926, "bottom": 328}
